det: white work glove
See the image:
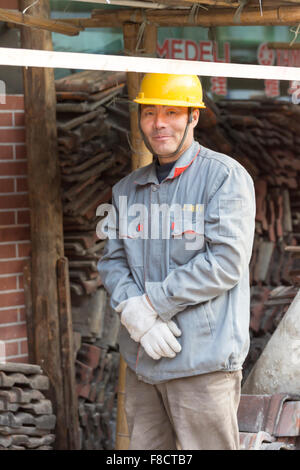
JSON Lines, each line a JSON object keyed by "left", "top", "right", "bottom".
{"left": 115, "top": 294, "right": 157, "bottom": 342}
{"left": 140, "top": 318, "right": 182, "bottom": 361}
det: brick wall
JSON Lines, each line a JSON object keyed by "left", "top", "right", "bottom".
{"left": 0, "top": 95, "right": 30, "bottom": 364}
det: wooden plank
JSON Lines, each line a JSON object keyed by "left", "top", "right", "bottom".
{"left": 0, "top": 362, "right": 42, "bottom": 375}
{"left": 268, "top": 42, "right": 300, "bottom": 49}
{"left": 22, "top": 260, "right": 35, "bottom": 365}
{"left": 124, "top": 22, "right": 147, "bottom": 171}
{"left": 88, "top": 6, "right": 300, "bottom": 26}
{"left": 0, "top": 7, "right": 83, "bottom": 36}
{"left": 285, "top": 246, "right": 300, "bottom": 253}
{"left": 56, "top": 91, "right": 90, "bottom": 102}
{"left": 20, "top": 0, "right": 67, "bottom": 451}
{"left": 57, "top": 257, "right": 81, "bottom": 450}
{"left": 57, "top": 109, "right": 105, "bottom": 131}
{"left": 55, "top": 70, "right": 126, "bottom": 93}
{"left": 115, "top": 22, "right": 155, "bottom": 452}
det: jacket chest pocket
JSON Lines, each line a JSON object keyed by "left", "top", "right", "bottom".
{"left": 169, "top": 217, "right": 205, "bottom": 268}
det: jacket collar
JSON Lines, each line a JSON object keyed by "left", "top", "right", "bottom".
{"left": 134, "top": 140, "right": 201, "bottom": 186}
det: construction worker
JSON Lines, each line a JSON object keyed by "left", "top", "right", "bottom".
{"left": 98, "top": 73, "right": 256, "bottom": 450}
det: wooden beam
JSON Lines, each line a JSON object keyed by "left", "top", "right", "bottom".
{"left": 64, "top": 6, "right": 300, "bottom": 27}
{"left": 268, "top": 42, "right": 300, "bottom": 49}
{"left": 57, "top": 257, "right": 80, "bottom": 450}
{"left": 123, "top": 22, "right": 154, "bottom": 171}
{"left": 0, "top": 7, "right": 83, "bottom": 35}
{"left": 115, "top": 21, "right": 155, "bottom": 452}
{"left": 160, "top": 0, "right": 300, "bottom": 6}
{"left": 20, "top": 0, "right": 77, "bottom": 451}
{"left": 148, "top": 0, "right": 239, "bottom": 6}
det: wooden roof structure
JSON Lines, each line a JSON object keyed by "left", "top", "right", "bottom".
{"left": 2, "top": 0, "right": 300, "bottom": 35}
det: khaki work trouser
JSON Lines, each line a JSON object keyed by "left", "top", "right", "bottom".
{"left": 124, "top": 367, "right": 242, "bottom": 450}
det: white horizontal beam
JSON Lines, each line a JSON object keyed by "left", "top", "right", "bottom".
{"left": 0, "top": 47, "right": 299, "bottom": 81}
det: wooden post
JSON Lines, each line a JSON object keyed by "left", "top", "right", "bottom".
{"left": 23, "top": 260, "right": 34, "bottom": 365}
{"left": 123, "top": 22, "right": 153, "bottom": 171}
{"left": 20, "top": 0, "right": 77, "bottom": 450}
{"left": 72, "top": 6, "right": 300, "bottom": 27}
{"left": 115, "top": 23, "right": 157, "bottom": 450}
{"left": 57, "top": 257, "right": 81, "bottom": 450}
{"left": 115, "top": 356, "right": 130, "bottom": 450}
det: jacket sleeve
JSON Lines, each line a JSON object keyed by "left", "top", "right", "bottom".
{"left": 146, "top": 166, "right": 256, "bottom": 322}
{"left": 97, "top": 186, "right": 143, "bottom": 310}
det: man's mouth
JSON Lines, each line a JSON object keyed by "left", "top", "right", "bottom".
{"left": 151, "top": 135, "right": 172, "bottom": 141}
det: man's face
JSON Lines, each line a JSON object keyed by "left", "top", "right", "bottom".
{"left": 140, "top": 105, "right": 199, "bottom": 161}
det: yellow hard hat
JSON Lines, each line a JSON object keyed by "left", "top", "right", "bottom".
{"left": 134, "top": 73, "right": 206, "bottom": 109}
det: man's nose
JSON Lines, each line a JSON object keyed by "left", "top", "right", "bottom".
{"left": 154, "top": 110, "right": 166, "bottom": 128}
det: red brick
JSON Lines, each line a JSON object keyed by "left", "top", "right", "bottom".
{"left": 0, "top": 226, "right": 30, "bottom": 243}
{"left": 0, "top": 291, "right": 25, "bottom": 308}
{"left": 18, "top": 275, "right": 23, "bottom": 290}
{"left": 0, "top": 259, "right": 27, "bottom": 275}
{"left": 0, "top": 161, "right": 27, "bottom": 176}
{"left": 0, "top": 308, "right": 18, "bottom": 324}
{"left": 14, "top": 112, "right": 25, "bottom": 127}
{"left": 0, "top": 95, "right": 24, "bottom": 111}
{"left": 6, "top": 356, "right": 29, "bottom": 364}
{"left": 15, "top": 145, "right": 26, "bottom": 160}
{"left": 3, "top": 341, "right": 19, "bottom": 358}
{"left": 0, "top": 323, "right": 27, "bottom": 341}
{"left": 20, "top": 340, "right": 28, "bottom": 355}
{"left": 19, "top": 307, "right": 26, "bottom": 322}
{"left": 17, "top": 210, "right": 30, "bottom": 225}
{"left": 0, "top": 276, "right": 17, "bottom": 291}
{"left": 0, "top": 211, "right": 15, "bottom": 226}
{"left": 16, "top": 178, "right": 28, "bottom": 193}
{"left": 0, "top": 145, "right": 14, "bottom": 160}
{"left": 17, "top": 242, "right": 31, "bottom": 258}
{"left": 0, "top": 244, "right": 16, "bottom": 259}
{"left": 0, "top": 178, "right": 15, "bottom": 193}
{"left": 0, "top": 194, "right": 29, "bottom": 210}
{"left": 0, "top": 113, "right": 13, "bottom": 127}
{"left": 0, "top": 128, "right": 25, "bottom": 143}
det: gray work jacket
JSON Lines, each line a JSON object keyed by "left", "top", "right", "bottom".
{"left": 97, "top": 140, "right": 256, "bottom": 384}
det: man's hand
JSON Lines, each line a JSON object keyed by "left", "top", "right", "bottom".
{"left": 115, "top": 294, "right": 157, "bottom": 342}
{"left": 140, "top": 318, "right": 182, "bottom": 361}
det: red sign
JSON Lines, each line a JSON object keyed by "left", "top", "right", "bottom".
{"left": 157, "top": 39, "right": 231, "bottom": 97}
{"left": 257, "top": 42, "right": 300, "bottom": 99}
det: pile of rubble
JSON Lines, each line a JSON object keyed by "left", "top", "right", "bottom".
{"left": 73, "top": 292, "right": 120, "bottom": 449}
{"left": 55, "top": 71, "right": 129, "bottom": 450}
{"left": 76, "top": 343, "right": 119, "bottom": 450}
{"left": 238, "top": 393, "right": 300, "bottom": 450}
{"left": 0, "top": 363, "right": 56, "bottom": 450}
{"left": 55, "top": 70, "right": 130, "bottom": 298}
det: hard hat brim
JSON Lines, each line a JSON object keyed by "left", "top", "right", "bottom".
{"left": 134, "top": 97, "right": 206, "bottom": 108}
